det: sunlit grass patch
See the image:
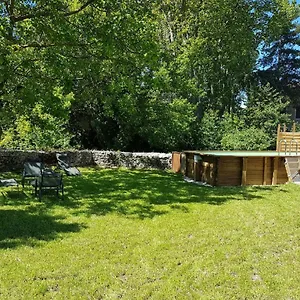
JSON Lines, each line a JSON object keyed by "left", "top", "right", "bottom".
{"left": 0, "top": 167, "right": 300, "bottom": 299}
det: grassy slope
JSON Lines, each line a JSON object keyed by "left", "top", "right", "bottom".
{"left": 0, "top": 168, "right": 299, "bottom": 299}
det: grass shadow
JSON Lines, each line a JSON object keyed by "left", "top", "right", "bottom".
{"left": 2, "top": 167, "right": 293, "bottom": 220}
{"left": 0, "top": 208, "right": 84, "bottom": 249}
{"left": 62, "top": 168, "right": 276, "bottom": 219}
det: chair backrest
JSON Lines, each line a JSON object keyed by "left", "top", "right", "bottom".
{"left": 23, "top": 161, "right": 43, "bottom": 177}
{"left": 56, "top": 153, "right": 70, "bottom": 168}
{"left": 41, "top": 171, "right": 63, "bottom": 187}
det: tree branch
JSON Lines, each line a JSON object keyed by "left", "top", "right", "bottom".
{"left": 65, "top": 0, "right": 95, "bottom": 17}
{"left": 9, "top": 0, "right": 15, "bottom": 16}
{"left": 11, "top": 0, "right": 96, "bottom": 23}
{"left": 15, "top": 42, "right": 90, "bottom": 50}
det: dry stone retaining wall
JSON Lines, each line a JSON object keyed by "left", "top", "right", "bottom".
{"left": 0, "top": 150, "right": 171, "bottom": 172}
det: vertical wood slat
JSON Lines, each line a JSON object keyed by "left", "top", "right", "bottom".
{"left": 194, "top": 161, "right": 198, "bottom": 181}
{"left": 193, "top": 154, "right": 201, "bottom": 182}
{"left": 242, "top": 157, "right": 248, "bottom": 185}
{"left": 214, "top": 157, "right": 219, "bottom": 186}
{"left": 277, "top": 124, "right": 281, "bottom": 151}
{"left": 180, "top": 153, "right": 187, "bottom": 176}
{"left": 263, "top": 157, "right": 268, "bottom": 185}
{"left": 272, "top": 157, "right": 279, "bottom": 185}
{"left": 171, "top": 152, "right": 181, "bottom": 173}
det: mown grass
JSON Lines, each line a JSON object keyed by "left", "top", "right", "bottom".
{"left": 0, "top": 167, "right": 299, "bottom": 299}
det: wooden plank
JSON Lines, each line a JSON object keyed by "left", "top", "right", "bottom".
{"left": 272, "top": 157, "right": 279, "bottom": 185}
{"left": 180, "top": 153, "right": 187, "bottom": 175}
{"left": 277, "top": 124, "right": 281, "bottom": 151}
{"left": 217, "top": 157, "right": 242, "bottom": 186}
{"left": 246, "top": 157, "right": 264, "bottom": 185}
{"left": 202, "top": 156, "right": 217, "bottom": 185}
{"left": 214, "top": 157, "right": 219, "bottom": 186}
{"left": 277, "top": 158, "right": 289, "bottom": 184}
{"left": 264, "top": 157, "right": 272, "bottom": 185}
{"left": 171, "top": 152, "right": 181, "bottom": 173}
{"left": 281, "top": 132, "right": 300, "bottom": 136}
{"left": 199, "top": 156, "right": 216, "bottom": 185}
{"left": 263, "top": 157, "right": 268, "bottom": 185}
{"left": 279, "top": 133, "right": 300, "bottom": 152}
{"left": 242, "top": 157, "right": 247, "bottom": 185}
{"left": 186, "top": 153, "right": 194, "bottom": 179}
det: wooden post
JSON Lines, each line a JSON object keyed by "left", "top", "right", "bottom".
{"left": 193, "top": 154, "right": 201, "bottom": 181}
{"left": 213, "top": 157, "right": 218, "bottom": 186}
{"left": 263, "top": 157, "right": 268, "bottom": 185}
{"left": 293, "top": 122, "right": 296, "bottom": 132}
{"left": 180, "top": 153, "right": 186, "bottom": 175}
{"left": 277, "top": 123, "right": 281, "bottom": 135}
{"left": 272, "top": 157, "right": 279, "bottom": 185}
{"left": 242, "top": 157, "right": 248, "bottom": 185}
{"left": 277, "top": 124, "right": 281, "bottom": 151}
{"left": 193, "top": 161, "right": 198, "bottom": 181}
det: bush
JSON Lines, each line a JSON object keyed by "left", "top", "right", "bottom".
{"left": 0, "top": 87, "right": 74, "bottom": 150}
{"left": 198, "top": 110, "right": 223, "bottom": 150}
{"left": 221, "top": 127, "right": 271, "bottom": 150}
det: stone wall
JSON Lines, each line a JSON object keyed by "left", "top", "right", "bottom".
{"left": 0, "top": 150, "right": 172, "bottom": 172}
{"left": 92, "top": 151, "right": 171, "bottom": 170}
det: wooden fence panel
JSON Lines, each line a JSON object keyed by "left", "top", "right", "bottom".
{"left": 217, "top": 157, "right": 242, "bottom": 186}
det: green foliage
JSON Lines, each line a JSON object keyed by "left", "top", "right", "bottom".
{"left": 0, "top": 117, "right": 72, "bottom": 150}
{"left": 198, "top": 111, "right": 271, "bottom": 151}
{"left": 198, "top": 84, "right": 290, "bottom": 151}
{"left": 0, "top": 0, "right": 298, "bottom": 151}
{"left": 257, "top": 4, "right": 300, "bottom": 103}
{"left": 221, "top": 127, "right": 271, "bottom": 150}
{"left": 198, "top": 110, "right": 223, "bottom": 150}
{"left": 142, "top": 97, "right": 197, "bottom": 151}
{"left": 244, "top": 84, "right": 291, "bottom": 148}
{"left": 0, "top": 88, "right": 74, "bottom": 150}
{"left": 70, "top": 92, "right": 197, "bottom": 152}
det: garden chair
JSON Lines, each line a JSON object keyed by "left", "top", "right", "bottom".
{"left": 31, "top": 170, "right": 64, "bottom": 201}
{"left": 56, "top": 153, "right": 81, "bottom": 176}
{"left": 0, "top": 178, "right": 19, "bottom": 192}
{"left": 22, "top": 161, "right": 44, "bottom": 187}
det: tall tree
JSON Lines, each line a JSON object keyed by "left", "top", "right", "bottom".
{"left": 0, "top": 0, "right": 161, "bottom": 149}
{"left": 256, "top": 2, "right": 300, "bottom": 104}
{"left": 0, "top": 0, "right": 98, "bottom": 148}
{"left": 0, "top": 0, "right": 298, "bottom": 151}
{"left": 156, "top": 0, "right": 296, "bottom": 115}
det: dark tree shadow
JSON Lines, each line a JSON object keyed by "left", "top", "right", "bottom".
{"left": 0, "top": 209, "right": 84, "bottom": 249}
{"left": 1, "top": 167, "right": 295, "bottom": 221}
{"left": 59, "top": 167, "right": 290, "bottom": 219}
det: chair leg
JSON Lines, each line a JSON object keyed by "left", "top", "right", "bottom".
{"left": 39, "top": 187, "right": 42, "bottom": 201}
{"left": 34, "top": 180, "right": 38, "bottom": 196}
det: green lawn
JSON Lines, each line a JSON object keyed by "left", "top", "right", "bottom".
{"left": 0, "top": 167, "right": 299, "bottom": 299}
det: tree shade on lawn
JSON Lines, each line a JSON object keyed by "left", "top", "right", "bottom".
{"left": 0, "top": 167, "right": 299, "bottom": 298}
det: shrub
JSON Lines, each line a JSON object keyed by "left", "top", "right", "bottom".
{"left": 221, "top": 127, "right": 271, "bottom": 150}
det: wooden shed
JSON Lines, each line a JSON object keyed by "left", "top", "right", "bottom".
{"left": 173, "top": 151, "right": 291, "bottom": 186}
{"left": 171, "top": 124, "right": 300, "bottom": 186}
